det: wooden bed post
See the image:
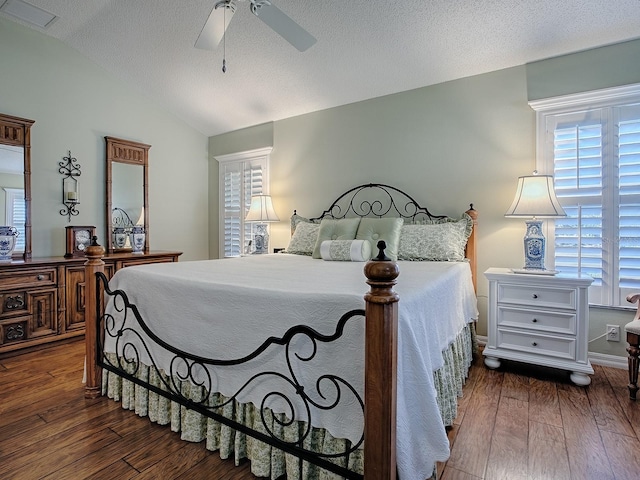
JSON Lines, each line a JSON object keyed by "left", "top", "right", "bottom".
{"left": 465, "top": 204, "right": 478, "bottom": 292}
{"left": 84, "top": 238, "right": 105, "bottom": 399}
{"left": 363, "top": 242, "right": 399, "bottom": 480}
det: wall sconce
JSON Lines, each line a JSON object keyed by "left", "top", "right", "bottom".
{"left": 505, "top": 171, "right": 566, "bottom": 273}
{"left": 245, "top": 194, "right": 280, "bottom": 254}
{"left": 59, "top": 150, "right": 81, "bottom": 222}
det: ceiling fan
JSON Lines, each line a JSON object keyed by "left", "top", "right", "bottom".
{"left": 195, "top": 0, "right": 317, "bottom": 53}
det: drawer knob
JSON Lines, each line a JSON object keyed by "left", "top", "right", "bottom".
{"left": 37, "top": 274, "right": 45, "bottom": 281}
{"left": 532, "top": 293, "right": 538, "bottom": 299}
{"left": 532, "top": 342, "right": 538, "bottom": 347}
{"left": 532, "top": 318, "right": 538, "bottom": 323}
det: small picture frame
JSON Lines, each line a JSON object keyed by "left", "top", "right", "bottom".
{"left": 65, "top": 225, "right": 96, "bottom": 258}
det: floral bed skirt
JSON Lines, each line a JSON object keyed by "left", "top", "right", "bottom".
{"left": 102, "top": 323, "right": 474, "bottom": 479}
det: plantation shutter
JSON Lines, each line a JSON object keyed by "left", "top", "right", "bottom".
{"left": 550, "top": 111, "right": 605, "bottom": 303}
{"left": 218, "top": 150, "right": 269, "bottom": 258}
{"left": 223, "top": 162, "right": 242, "bottom": 257}
{"left": 616, "top": 104, "right": 640, "bottom": 302}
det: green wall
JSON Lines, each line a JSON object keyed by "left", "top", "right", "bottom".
{"left": 210, "top": 38, "right": 640, "bottom": 359}
{"left": 1, "top": 17, "right": 210, "bottom": 261}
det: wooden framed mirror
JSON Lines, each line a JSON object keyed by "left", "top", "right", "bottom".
{"left": 0, "top": 113, "right": 34, "bottom": 260}
{"left": 105, "top": 136, "right": 150, "bottom": 253}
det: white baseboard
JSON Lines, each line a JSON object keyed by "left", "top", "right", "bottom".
{"left": 588, "top": 352, "right": 627, "bottom": 369}
{"left": 474, "top": 335, "right": 627, "bottom": 370}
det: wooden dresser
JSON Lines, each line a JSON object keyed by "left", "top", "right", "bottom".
{"left": 0, "top": 251, "right": 181, "bottom": 355}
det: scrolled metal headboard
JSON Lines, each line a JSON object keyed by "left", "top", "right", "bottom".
{"left": 309, "top": 183, "right": 447, "bottom": 223}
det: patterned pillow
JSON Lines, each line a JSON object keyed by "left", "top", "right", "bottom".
{"left": 312, "top": 218, "right": 361, "bottom": 259}
{"left": 355, "top": 217, "right": 404, "bottom": 261}
{"left": 398, "top": 214, "right": 473, "bottom": 261}
{"left": 290, "top": 213, "right": 319, "bottom": 233}
{"left": 320, "top": 240, "right": 371, "bottom": 261}
{"left": 286, "top": 221, "right": 320, "bottom": 256}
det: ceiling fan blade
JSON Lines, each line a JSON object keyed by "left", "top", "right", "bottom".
{"left": 195, "top": 1, "right": 236, "bottom": 50}
{"left": 251, "top": 2, "right": 316, "bottom": 52}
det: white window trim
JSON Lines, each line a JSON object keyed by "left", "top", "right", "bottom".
{"left": 215, "top": 147, "right": 273, "bottom": 258}
{"left": 530, "top": 83, "right": 640, "bottom": 307}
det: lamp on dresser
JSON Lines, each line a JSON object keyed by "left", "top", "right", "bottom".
{"left": 245, "top": 194, "right": 279, "bottom": 254}
{"left": 505, "top": 171, "right": 566, "bottom": 273}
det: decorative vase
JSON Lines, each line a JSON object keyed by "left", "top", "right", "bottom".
{"left": 129, "top": 225, "right": 145, "bottom": 254}
{"left": 0, "top": 226, "right": 19, "bottom": 261}
{"left": 112, "top": 227, "right": 127, "bottom": 249}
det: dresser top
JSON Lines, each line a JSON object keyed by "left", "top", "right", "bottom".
{"left": 0, "top": 250, "right": 182, "bottom": 269}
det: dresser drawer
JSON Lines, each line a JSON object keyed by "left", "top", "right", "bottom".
{"left": 497, "top": 306, "right": 577, "bottom": 335}
{"left": 0, "top": 267, "right": 57, "bottom": 290}
{"left": 497, "top": 328, "right": 576, "bottom": 360}
{"left": 497, "top": 283, "right": 577, "bottom": 310}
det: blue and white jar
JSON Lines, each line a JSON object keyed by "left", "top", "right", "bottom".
{"left": 130, "top": 225, "right": 145, "bottom": 254}
{"left": 112, "top": 227, "right": 127, "bottom": 249}
{"left": 0, "top": 226, "right": 19, "bottom": 261}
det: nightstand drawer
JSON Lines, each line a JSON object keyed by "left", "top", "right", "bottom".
{"left": 497, "top": 328, "right": 576, "bottom": 360}
{"left": 497, "top": 283, "right": 577, "bottom": 310}
{"left": 497, "top": 306, "right": 577, "bottom": 335}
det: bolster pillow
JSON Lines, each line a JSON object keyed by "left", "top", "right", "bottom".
{"left": 320, "top": 239, "right": 371, "bottom": 262}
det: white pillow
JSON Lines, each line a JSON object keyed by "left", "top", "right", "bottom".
{"left": 320, "top": 240, "right": 371, "bottom": 262}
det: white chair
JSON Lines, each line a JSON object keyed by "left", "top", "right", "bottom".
{"left": 625, "top": 294, "right": 640, "bottom": 400}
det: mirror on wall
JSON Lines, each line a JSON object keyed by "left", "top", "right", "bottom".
{"left": 105, "top": 136, "right": 150, "bottom": 253}
{"left": 0, "top": 113, "right": 34, "bottom": 260}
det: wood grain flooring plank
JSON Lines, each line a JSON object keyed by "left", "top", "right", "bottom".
{"left": 485, "top": 396, "right": 528, "bottom": 480}
{"left": 500, "top": 371, "right": 529, "bottom": 402}
{"left": 446, "top": 366, "right": 502, "bottom": 477}
{"left": 133, "top": 440, "right": 210, "bottom": 479}
{"left": 3, "top": 426, "right": 120, "bottom": 479}
{"left": 0, "top": 401, "right": 132, "bottom": 459}
{"left": 602, "top": 365, "right": 640, "bottom": 439}
{"left": 528, "top": 375, "right": 563, "bottom": 428}
{"left": 600, "top": 429, "right": 640, "bottom": 480}
{"left": 587, "top": 364, "right": 636, "bottom": 437}
{"left": 440, "top": 465, "right": 482, "bottom": 480}
{"left": 453, "top": 357, "right": 482, "bottom": 426}
{"left": 84, "top": 459, "right": 139, "bottom": 480}
{"left": 40, "top": 419, "right": 172, "bottom": 479}
{"left": 528, "top": 420, "right": 570, "bottom": 480}
{"left": 176, "top": 455, "right": 257, "bottom": 480}
{"left": 123, "top": 426, "right": 202, "bottom": 472}
{"left": 557, "top": 383, "right": 614, "bottom": 480}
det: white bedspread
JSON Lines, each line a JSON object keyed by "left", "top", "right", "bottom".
{"left": 103, "top": 253, "right": 477, "bottom": 480}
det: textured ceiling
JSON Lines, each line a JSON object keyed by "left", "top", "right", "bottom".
{"left": 3, "top": 0, "right": 640, "bottom": 137}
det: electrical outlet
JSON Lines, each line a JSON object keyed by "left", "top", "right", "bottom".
{"left": 606, "top": 324, "right": 621, "bottom": 342}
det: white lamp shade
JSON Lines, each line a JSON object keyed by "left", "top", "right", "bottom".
{"left": 245, "top": 195, "right": 280, "bottom": 222}
{"left": 505, "top": 175, "right": 566, "bottom": 217}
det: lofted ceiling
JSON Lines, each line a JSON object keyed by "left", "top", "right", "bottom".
{"left": 3, "top": 0, "right": 640, "bottom": 137}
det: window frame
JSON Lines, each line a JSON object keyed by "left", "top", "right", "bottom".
{"left": 215, "top": 147, "right": 273, "bottom": 258}
{"left": 530, "top": 83, "right": 640, "bottom": 308}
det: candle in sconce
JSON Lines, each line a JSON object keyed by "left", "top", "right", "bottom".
{"left": 66, "top": 191, "right": 78, "bottom": 202}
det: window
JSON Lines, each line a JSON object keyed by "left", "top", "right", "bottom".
{"left": 216, "top": 147, "right": 272, "bottom": 258}
{"left": 531, "top": 84, "right": 640, "bottom": 307}
{"left": 3, "top": 187, "right": 25, "bottom": 252}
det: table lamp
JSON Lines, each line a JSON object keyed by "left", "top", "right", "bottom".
{"left": 245, "top": 194, "right": 279, "bottom": 254}
{"left": 505, "top": 172, "right": 566, "bottom": 273}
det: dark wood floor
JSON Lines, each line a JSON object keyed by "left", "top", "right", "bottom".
{"left": 1, "top": 340, "right": 639, "bottom": 479}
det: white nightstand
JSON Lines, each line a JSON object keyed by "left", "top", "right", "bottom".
{"left": 483, "top": 267, "right": 594, "bottom": 385}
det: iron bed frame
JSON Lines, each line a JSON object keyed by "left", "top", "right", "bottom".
{"left": 83, "top": 183, "right": 478, "bottom": 480}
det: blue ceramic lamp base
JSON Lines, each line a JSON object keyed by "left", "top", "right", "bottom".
{"left": 512, "top": 219, "right": 557, "bottom": 275}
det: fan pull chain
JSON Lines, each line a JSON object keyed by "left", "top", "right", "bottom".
{"left": 222, "top": 5, "right": 227, "bottom": 73}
